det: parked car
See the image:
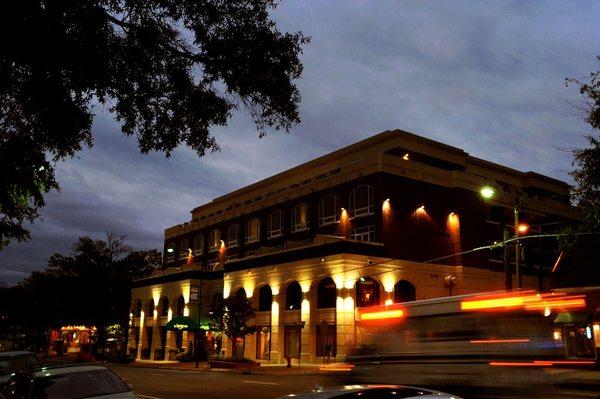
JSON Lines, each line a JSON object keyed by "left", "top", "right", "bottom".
{"left": 0, "top": 352, "right": 41, "bottom": 388}
{"left": 1, "top": 364, "right": 138, "bottom": 399}
{"left": 278, "top": 385, "right": 461, "bottom": 399}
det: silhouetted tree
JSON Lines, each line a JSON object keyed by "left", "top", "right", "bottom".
{"left": 209, "top": 294, "right": 256, "bottom": 360}
{"left": 0, "top": 0, "right": 308, "bottom": 248}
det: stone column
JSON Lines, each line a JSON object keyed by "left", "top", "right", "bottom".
{"left": 335, "top": 287, "right": 355, "bottom": 361}
{"left": 300, "top": 291, "right": 312, "bottom": 364}
{"left": 270, "top": 293, "right": 281, "bottom": 364}
{"left": 136, "top": 311, "right": 145, "bottom": 360}
{"left": 150, "top": 307, "right": 161, "bottom": 360}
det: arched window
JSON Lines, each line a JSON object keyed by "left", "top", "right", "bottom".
{"left": 166, "top": 243, "right": 175, "bottom": 262}
{"left": 394, "top": 280, "right": 416, "bottom": 303}
{"left": 193, "top": 234, "right": 204, "bottom": 256}
{"left": 159, "top": 297, "right": 169, "bottom": 317}
{"left": 268, "top": 211, "right": 284, "bottom": 239}
{"left": 176, "top": 295, "right": 185, "bottom": 316}
{"left": 349, "top": 185, "right": 374, "bottom": 218}
{"left": 235, "top": 287, "right": 247, "bottom": 300}
{"left": 227, "top": 224, "right": 239, "bottom": 247}
{"left": 317, "top": 277, "right": 337, "bottom": 309}
{"left": 258, "top": 285, "right": 273, "bottom": 312}
{"left": 133, "top": 299, "right": 142, "bottom": 317}
{"left": 286, "top": 281, "right": 302, "bottom": 310}
{"left": 179, "top": 238, "right": 189, "bottom": 260}
{"left": 246, "top": 218, "right": 261, "bottom": 243}
{"left": 356, "top": 277, "right": 380, "bottom": 308}
{"left": 146, "top": 299, "right": 155, "bottom": 315}
{"left": 210, "top": 293, "right": 223, "bottom": 313}
{"left": 209, "top": 229, "right": 221, "bottom": 252}
{"left": 291, "top": 203, "right": 310, "bottom": 232}
{"left": 319, "top": 195, "right": 340, "bottom": 226}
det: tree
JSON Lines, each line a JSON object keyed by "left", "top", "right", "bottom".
{"left": 0, "top": 0, "right": 309, "bottom": 248}
{"left": 209, "top": 292, "right": 256, "bottom": 360}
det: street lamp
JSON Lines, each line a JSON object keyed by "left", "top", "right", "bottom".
{"left": 480, "top": 186, "right": 495, "bottom": 199}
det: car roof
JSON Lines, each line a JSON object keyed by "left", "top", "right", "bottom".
{"left": 0, "top": 351, "right": 36, "bottom": 358}
{"left": 34, "top": 364, "right": 110, "bottom": 377}
{"left": 283, "top": 385, "right": 437, "bottom": 399}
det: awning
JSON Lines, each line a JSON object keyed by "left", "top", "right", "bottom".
{"left": 554, "top": 312, "right": 588, "bottom": 324}
{"left": 165, "top": 316, "right": 200, "bottom": 331}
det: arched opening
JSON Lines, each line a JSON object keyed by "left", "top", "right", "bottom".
{"left": 210, "top": 293, "right": 223, "bottom": 314}
{"left": 235, "top": 287, "right": 247, "bottom": 300}
{"left": 159, "top": 297, "right": 169, "bottom": 317}
{"left": 286, "top": 281, "right": 302, "bottom": 310}
{"left": 258, "top": 285, "right": 272, "bottom": 312}
{"left": 317, "top": 277, "right": 337, "bottom": 309}
{"left": 356, "top": 277, "right": 380, "bottom": 307}
{"left": 133, "top": 299, "right": 142, "bottom": 317}
{"left": 394, "top": 280, "right": 416, "bottom": 303}
{"left": 176, "top": 295, "right": 185, "bottom": 316}
{"left": 146, "top": 299, "right": 155, "bottom": 315}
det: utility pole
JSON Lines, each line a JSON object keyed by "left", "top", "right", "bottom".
{"left": 503, "top": 228, "right": 512, "bottom": 290}
{"left": 514, "top": 204, "right": 522, "bottom": 289}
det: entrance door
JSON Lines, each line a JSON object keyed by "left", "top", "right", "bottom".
{"left": 284, "top": 325, "right": 301, "bottom": 358}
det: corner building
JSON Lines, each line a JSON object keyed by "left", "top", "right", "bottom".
{"left": 129, "top": 130, "right": 577, "bottom": 364}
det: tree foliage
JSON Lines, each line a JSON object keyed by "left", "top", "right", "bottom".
{"left": 209, "top": 292, "right": 256, "bottom": 359}
{"left": 0, "top": 0, "right": 308, "bottom": 248}
{"left": 0, "top": 234, "right": 159, "bottom": 350}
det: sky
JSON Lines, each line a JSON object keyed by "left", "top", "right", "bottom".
{"left": 1, "top": 0, "right": 599, "bottom": 286}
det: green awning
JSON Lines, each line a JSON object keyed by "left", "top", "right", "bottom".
{"left": 165, "top": 316, "right": 200, "bottom": 331}
{"left": 554, "top": 312, "right": 588, "bottom": 324}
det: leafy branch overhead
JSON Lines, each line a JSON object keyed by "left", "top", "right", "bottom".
{"left": 0, "top": 0, "right": 309, "bottom": 248}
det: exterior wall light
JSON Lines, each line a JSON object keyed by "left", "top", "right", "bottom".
{"left": 480, "top": 186, "right": 495, "bottom": 199}
{"left": 167, "top": 248, "right": 174, "bottom": 253}
{"left": 402, "top": 153, "right": 409, "bottom": 161}
{"left": 517, "top": 224, "right": 530, "bottom": 234}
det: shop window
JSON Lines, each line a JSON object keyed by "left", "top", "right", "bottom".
{"left": 246, "top": 218, "right": 260, "bottom": 243}
{"left": 209, "top": 230, "right": 221, "bottom": 252}
{"left": 256, "top": 326, "right": 271, "bottom": 360}
{"left": 351, "top": 225, "right": 376, "bottom": 242}
{"left": 349, "top": 185, "right": 374, "bottom": 218}
{"left": 286, "top": 281, "right": 302, "bottom": 310}
{"left": 316, "top": 323, "right": 336, "bottom": 357}
{"left": 317, "top": 277, "right": 337, "bottom": 309}
{"left": 291, "top": 203, "right": 310, "bottom": 232}
{"left": 284, "top": 325, "right": 301, "bottom": 358}
{"left": 227, "top": 224, "right": 239, "bottom": 247}
{"left": 318, "top": 195, "right": 340, "bottom": 226}
{"left": 258, "top": 285, "right": 272, "bottom": 312}
{"left": 356, "top": 277, "right": 380, "bottom": 308}
{"left": 268, "top": 211, "right": 284, "bottom": 239}
{"left": 193, "top": 234, "right": 204, "bottom": 256}
{"left": 179, "top": 239, "right": 189, "bottom": 260}
{"left": 235, "top": 337, "right": 245, "bottom": 358}
{"left": 394, "top": 280, "right": 416, "bottom": 303}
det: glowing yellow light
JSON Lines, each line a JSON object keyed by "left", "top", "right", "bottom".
{"left": 544, "top": 306, "right": 551, "bottom": 317}
{"left": 360, "top": 309, "right": 405, "bottom": 321}
{"left": 384, "top": 299, "right": 393, "bottom": 306}
{"left": 402, "top": 153, "right": 409, "bottom": 161}
{"left": 480, "top": 186, "right": 495, "bottom": 199}
{"left": 344, "top": 296, "right": 354, "bottom": 311}
{"left": 553, "top": 330, "right": 562, "bottom": 340}
{"left": 517, "top": 224, "right": 530, "bottom": 234}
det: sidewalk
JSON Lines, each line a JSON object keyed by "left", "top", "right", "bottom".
{"left": 117, "top": 359, "right": 324, "bottom": 375}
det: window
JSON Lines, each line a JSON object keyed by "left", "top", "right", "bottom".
{"left": 146, "top": 299, "right": 155, "bottom": 315}
{"left": 193, "top": 234, "right": 204, "bottom": 256}
{"left": 133, "top": 300, "right": 142, "bottom": 317}
{"left": 284, "top": 325, "right": 301, "bottom": 358}
{"left": 356, "top": 277, "right": 380, "bottom": 307}
{"left": 268, "top": 211, "right": 284, "bottom": 239}
{"left": 286, "top": 281, "right": 302, "bottom": 310}
{"left": 166, "top": 243, "right": 175, "bottom": 262}
{"left": 159, "top": 297, "right": 169, "bottom": 317}
{"left": 226, "top": 224, "right": 239, "bottom": 247}
{"left": 176, "top": 296, "right": 185, "bottom": 316}
{"left": 317, "top": 277, "right": 337, "bottom": 309}
{"left": 179, "top": 239, "right": 188, "bottom": 260}
{"left": 258, "top": 285, "right": 272, "bottom": 312}
{"left": 225, "top": 254, "right": 239, "bottom": 263}
{"left": 291, "top": 203, "right": 310, "bottom": 232}
{"left": 246, "top": 249, "right": 259, "bottom": 257}
{"left": 246, "top": 218, "right": 260, "bottom": 243}
{"left": 394, "top": 280, "right": 416, "bottom": 303}
{"left": 209, "top": 230, "right": 221, "bottom": 252}
{"left": 235, "top": 287, "right": 247, "bottom": 299}
{"left": 318, "top": 195, "right": 340, "bottom": 226}
{"left": 207, "top": 258, "right": 220, "bottom": 270}
{"left": 351, "top": 225, "right": 376, "bottom": 242}
{"left": 316, "top": 323, "right": 336, "bottom": 357}
{"left": 256, "top": 326, "right": 271, "bottom": 360}
{"left": 349, "top": 185, "right": 374, "bottom": 218}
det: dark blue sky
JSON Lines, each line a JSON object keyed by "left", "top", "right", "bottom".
{"left": 1, "top": 0, "right": 599, "bottom": 285}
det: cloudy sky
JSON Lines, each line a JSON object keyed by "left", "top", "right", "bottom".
{"left": 1, "top": 0, "right": 599, "bottom": 285}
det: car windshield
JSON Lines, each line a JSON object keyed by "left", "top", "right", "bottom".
{"left": 32, "top": 369, "right": 130, "bottom": 399}
{"left": 0, "top": 355, "right": 40, "bottom": 376}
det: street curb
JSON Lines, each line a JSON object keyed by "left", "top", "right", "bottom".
{"left": 108, "top": 362, "right": 322, "bottom": 376}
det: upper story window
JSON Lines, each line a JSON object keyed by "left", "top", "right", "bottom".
{"left": 349, "top": 185, "right": 374, "bottom": 218}
{"left": 246, "top": 218, "right": 260, "bottom": 243}
{"left": 291, "top": 203, "right": 310, "bottom": 232}
{"left": 351, "top": 225, "right": 376, "bottom": 242}
{"left": 179, "top": 239, "right": 189, "bottom": 260}
{"left": 268, "top": 211, "right": 284, "bottom": 239}
{"left": 226, "top": 224, "right": 239, "bottom": 248}
{"left": 193, "top": 234, "right": 204, "bottom": 256}
{"left": 209, "top": 230, "right": 221, "bottom": 252}
{"left": 318, "top": 195, "right": 340, "bottom": 226}
{"left": 166, "top": 243, "right": 175, "bottom": 263}
{"left": 356, "top": 277, "right": 380, "bottom": 308}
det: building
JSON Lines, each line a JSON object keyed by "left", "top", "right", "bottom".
{"left": 129, "top": 129, "right": 577, "bottom": 364}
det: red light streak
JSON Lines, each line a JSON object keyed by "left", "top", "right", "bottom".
{"left": 489, "top": 361, "right": 553, "bottom": 367}
{"left": 461, "top": 291, "right": 585, "bottom": 312}
{"left": 357, "top": 304, "right": 406, "bottom": 322}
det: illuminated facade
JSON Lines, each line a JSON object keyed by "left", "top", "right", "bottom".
{"left": 129, "top": 129, "right": 577, "bottom": 363}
